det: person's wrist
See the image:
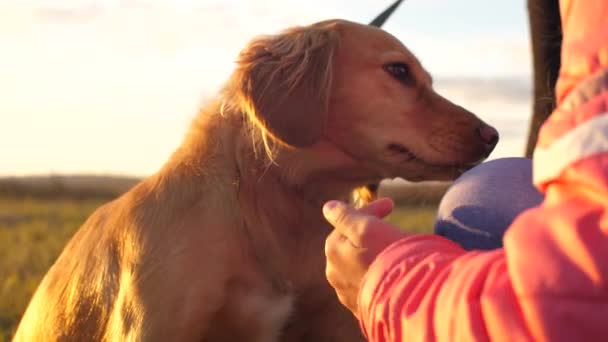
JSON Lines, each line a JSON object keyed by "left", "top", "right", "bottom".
{"left": 356, "top": 262, "right": 375, "bottom": 337}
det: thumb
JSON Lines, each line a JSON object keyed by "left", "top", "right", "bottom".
{"left": 323, "top": 199, "right": 404, "bottom": 248}
{"left": 322, "top": 200, "right": 349, "bottom": 224}
{"left": 323, "top": 201, "right": 370, "bottom": 246}
{"left": 322, "top": 198, "right": 394, "bottom": 224}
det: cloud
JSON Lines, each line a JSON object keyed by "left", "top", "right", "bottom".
{"left": 431, "top": 76, "right": 533, "bottom": 158}
{"left": 383, "top": 28, "right": 532, "bottom": 78}
{"left": 35, "top": 1, "right": 104, "bottom": 22}
{"left": 1, "top": 0, "right": 533, "bottom": 175}
{"left": 25, "top": 0, "right": 532, "bottom": 78}
{"left": 435, "top": 77, "right": 532, "bottom": 105}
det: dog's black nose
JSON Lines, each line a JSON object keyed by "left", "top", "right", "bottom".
{"left": 476, "top": 125, "right": 499, "bottom": 148}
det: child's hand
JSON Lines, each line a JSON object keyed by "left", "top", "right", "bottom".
{"left": 324, "top": 197, "right": 409, "bottom": 317}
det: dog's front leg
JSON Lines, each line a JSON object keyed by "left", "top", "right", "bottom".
{"left": 103, "top": 275, "right": 226, "bottom": 341}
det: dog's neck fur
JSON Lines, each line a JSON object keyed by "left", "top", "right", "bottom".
{"left": 171, "top": 98, "right": 365, "bottom": 213}
{"left": 159, "top": 99, "right": 369, "bottom": 288}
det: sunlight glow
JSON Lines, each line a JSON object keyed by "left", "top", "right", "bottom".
{"left": 0, "top": 0, "right": 531, "bottom": 176}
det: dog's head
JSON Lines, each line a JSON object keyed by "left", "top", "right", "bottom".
{"left": 230, "top": 19, "right": 498, "bottom": 182}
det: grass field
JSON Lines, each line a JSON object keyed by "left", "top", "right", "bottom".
{"left": 0, "top": 196, "right": 107, "bottom": 341}
{"left": 0, "top": 179, "right": 445, "bottom": 340}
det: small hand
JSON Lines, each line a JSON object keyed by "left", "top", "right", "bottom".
{"left": 324, "top": 197, "right": 409, "bottom": 317}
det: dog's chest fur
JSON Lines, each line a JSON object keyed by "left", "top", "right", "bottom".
{"left": 219, "top": 189, "right": 363, "bottom": 341}
{"left": 205, "top": 287, "right": 294, "bottom": 342}
{"left": 194, "top": 133, "right": 363, "bottom": 341}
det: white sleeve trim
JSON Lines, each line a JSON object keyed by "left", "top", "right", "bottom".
{"left": 533, "top": 114, "right": 608, "bottom": 186}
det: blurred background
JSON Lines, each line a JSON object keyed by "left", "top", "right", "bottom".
{"left": 0, "top": 0, "right": 534, "bottom": 339}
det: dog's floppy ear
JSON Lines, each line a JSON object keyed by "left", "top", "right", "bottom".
{"left": 233, "top": 23, "right": 339, "bottom": 148}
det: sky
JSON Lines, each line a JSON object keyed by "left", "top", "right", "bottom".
{"left": 1, "top": 0, "right": 533, "bottom": 177}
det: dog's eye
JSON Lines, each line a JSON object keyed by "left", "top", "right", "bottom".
{"left": 384, "top": 62, "right": 413, "bottom": 84}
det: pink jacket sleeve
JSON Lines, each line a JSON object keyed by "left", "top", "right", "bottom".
{"left": 357, "top": 1, "right": 608, "bottom": 341}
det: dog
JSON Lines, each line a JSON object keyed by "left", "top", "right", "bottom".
{"left": 14, "top": 19, "right": 498, "bottom": 341}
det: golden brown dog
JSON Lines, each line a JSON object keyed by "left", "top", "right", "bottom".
{"left": 14, "top": 19, "right": 498, "bottom": 341}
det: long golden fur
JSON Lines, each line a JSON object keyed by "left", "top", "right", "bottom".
{"left": 14, "top": 19, "right": 497, "bottom": 341}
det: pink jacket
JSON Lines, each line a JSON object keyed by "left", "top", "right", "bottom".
{"left": 357, "top": 1, "right": 608, "bottom": 341}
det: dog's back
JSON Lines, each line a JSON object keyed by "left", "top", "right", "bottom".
{"left": 14, "top": 120, "right": 247, "bottom": 339}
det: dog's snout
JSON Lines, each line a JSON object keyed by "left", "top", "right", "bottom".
{"left": 476, "top": 125, "right": 499, "bottom": 148}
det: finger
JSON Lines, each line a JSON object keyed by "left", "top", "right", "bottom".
{"left": 325, "top": 265, "right": 351, "bottom": 300}
{"left": 326, "top": 270, "right": 353, "bottom": 307}
{"left": 357, "top": 197, "right": 394, "bottom": 219}
{"left": 325, "top": 229, "right": 344, "bottom": 258}
{"left": 323, "top": 198, "right": 393, "bottom": 222}
{"left": 323, "top": 201, "right": 373, "bottom": 247}
{"left": 322, "top": 200, "right": 353, "bottom": 229}
{"left": 325, "top": 202, "right": 407, "bottom": 251}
